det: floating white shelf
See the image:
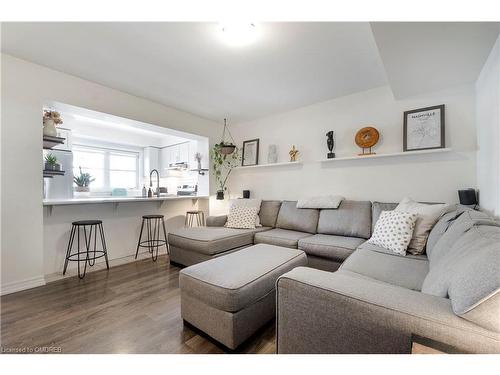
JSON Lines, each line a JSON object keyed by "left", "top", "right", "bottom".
{"left": 318, "top": 148, "right": 452, "bottom": 162}
{"left": 234, "top": 161, "right": 303, "bottom": 170}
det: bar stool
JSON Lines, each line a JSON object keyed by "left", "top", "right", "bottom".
{"left": 63, "top": 220, "right": 110, "bottom": 279}
{"left": 135, "top": 214, "right": 168, "bottom": 262}
{"left": 185, "top": 210, "right": 205, "bottom": 227}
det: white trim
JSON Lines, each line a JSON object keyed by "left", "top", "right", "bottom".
{"left": 1, "top": 275, "right": 46, "bottom": 296}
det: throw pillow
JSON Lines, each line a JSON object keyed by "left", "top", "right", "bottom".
{"left": 368, "top": 210, "right": 418, "bottom": 255}
{"left": 296, "top": 195, "right": 344, "bottom": 209}
{"left": 228, "top": 199, "right": 262, "bottom": 227}
{"left": 225, "top": 206, "right": 259, "bottom": 229}
{"left": 395, "top": 197, "right": 449, "bottom": 255}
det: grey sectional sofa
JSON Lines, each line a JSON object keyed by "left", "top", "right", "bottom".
{"left": 169, "top": 199, "right": 500, "bottom": 353}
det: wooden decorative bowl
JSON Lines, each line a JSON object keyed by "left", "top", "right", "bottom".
{"left": 355, "top": 127, "right": 380, "bottom": 148}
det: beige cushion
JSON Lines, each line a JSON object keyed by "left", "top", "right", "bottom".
{"left": 225, "top": 205, "right": 258, "bottom": 229}
{"left": 395, "top": 197, "right": 449, "bottom": 255}
{"left": 297, "top": 195, "right": 344, "bottom": 209}
{"left": 228, "top": 198, "right": 262, "bottom": 227}
{"left": 368, "top": 211, "right": 418, "bottom": 255}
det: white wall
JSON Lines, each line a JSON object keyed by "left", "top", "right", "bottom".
{"left": 476, "top": 35, "right": 500, "bottom": 217}
{"left": 224, "top": 85, "right": 477, "bottom": 211}
{"left": 1, "top": 54, "right": 218, "bottom": 294}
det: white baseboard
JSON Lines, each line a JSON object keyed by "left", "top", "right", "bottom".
{"left": 1, "top": 275, "right": 46, "bottom": 296}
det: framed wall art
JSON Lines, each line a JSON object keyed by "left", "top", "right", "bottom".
{"left": 242, "top": 139, "right": 259, "bottom": 166}
{"left": 403, "top": 105, "right": 445, "bottom": 151}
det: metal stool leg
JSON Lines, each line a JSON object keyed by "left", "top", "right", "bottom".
{"left": 161, "top": 217, "right": 169, "bottom": 255}
{"left": 63, "top": 225, "right": 76, "bottom": 275}
{"left": 99, "top": 223, "right": 110, "bottom": 270}
{"left": 135, "top": 218, "right": 145, "bottom": 259}
{"left": 152, "top": 217, "right": 160, "bottom": 262}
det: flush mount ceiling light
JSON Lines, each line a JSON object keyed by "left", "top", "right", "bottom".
{"left": 218, "top": 22, "right": 259, "bottom": 46}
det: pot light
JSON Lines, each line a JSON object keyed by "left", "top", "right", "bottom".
{"left": 218, "top": 22, "right": 259, "bottom": 46}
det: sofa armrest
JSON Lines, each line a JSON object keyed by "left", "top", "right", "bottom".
{"left": 206, "top": 215, "right": 227, "bottom": 227}
{"left": 276, "top": 267, "right": 500, "bottom": 354}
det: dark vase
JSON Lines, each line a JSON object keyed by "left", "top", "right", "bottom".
{"left": 216, "top": 190, "right": 225, "bottom": 200}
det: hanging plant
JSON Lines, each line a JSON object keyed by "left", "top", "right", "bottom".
{"left": 210, "top": 143, "right": 241, "bottom": 200}
{"left": 218, "top": 118, "right": 236, "bottom": 155}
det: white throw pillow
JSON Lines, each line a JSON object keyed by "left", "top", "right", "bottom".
{"left": 395, "top": 197, "right": 449, "bottom": 255}
{"left": 368, "top": 211, "right": 418, "bottom": 255}
{"left": 228, "top": 199, "right": 262, "bottom": 227}
{"left": 296, "top": 195, "right": 344, "bottom": 209}
{"left": 225, "top": 206, "right": 259, "bottom": 229}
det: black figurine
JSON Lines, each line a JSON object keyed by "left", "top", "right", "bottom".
{"left": 326, "top": 131, "right": 335, "bottom": 159}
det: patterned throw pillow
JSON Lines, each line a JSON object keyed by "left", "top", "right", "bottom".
{"left": 368, "top": 211, "right": 418, "bottom": 255}
{"left": 225, "top": 205, "right": 259, "bottom": 229}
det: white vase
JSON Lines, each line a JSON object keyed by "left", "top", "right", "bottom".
{"left": 43, "top": 119, "right": 58, "bottom": 137}
{"left": 268, "top": 144, "right": 278, "bottom": 163}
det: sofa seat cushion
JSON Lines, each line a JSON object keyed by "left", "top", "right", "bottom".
{"left": 168, "top": 226, "right": 271, "bottom": 255}
{"left": 340, "top": 242, "right": 429, "bottom": 291}
{"left": 297, "top": 234, "right": 365, "bottom": 262}
{"left": 254, "top": 228, "right": 313, "bottom": 248}
{"left": 179, "top": 244, "right": 307, "bottom": 312}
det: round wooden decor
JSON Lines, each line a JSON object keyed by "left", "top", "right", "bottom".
{"left": 355, "top": 127, "right": 379, "bottom": 148}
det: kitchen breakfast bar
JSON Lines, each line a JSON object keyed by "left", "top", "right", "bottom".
{"left": 43, "top": 194, "right": 209, "bottom": 281}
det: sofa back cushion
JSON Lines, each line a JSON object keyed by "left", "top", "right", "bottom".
{"left": 371, "top": 202, "right": 398, "bottom": 232}
{"left": 426, "top": 209, "right": 491, "bottom": 267}
{"left": 275, "top": 201, "right": 319, "bottom": 234}
{"left": 317, "top": 200, "right": 372, "bottom": 239}
{"left": 448, "top": 225, "right": 500, "bottom": 332}
{"left": 422, "top": 219, "right": 500, "bottom": 303}
{"left": 259, "top": 200, "right": 282, "bottom": 227}
{"left": 421, "top": 223, "right": 500, "bottom": 332}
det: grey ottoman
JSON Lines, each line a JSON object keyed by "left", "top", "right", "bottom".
{"left": 179, "top": 244, "right": 307, "bottom": 349}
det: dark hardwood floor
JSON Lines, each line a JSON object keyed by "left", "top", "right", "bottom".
{"left": 0, "top": 256, "right": 275, "bottom": 354}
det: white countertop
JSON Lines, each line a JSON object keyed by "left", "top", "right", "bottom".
{"left": 43, "top": 194, "right": 208, "bottom": 206}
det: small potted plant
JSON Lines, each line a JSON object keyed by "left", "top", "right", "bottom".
{"left": 44, "top": 153, "right": 61, "bottom": 171}
{"left": 73, "top": 167, "right": 95, "bottom": 193}
{"left": 43, "top": 110, "right": 63, "bottom": 137}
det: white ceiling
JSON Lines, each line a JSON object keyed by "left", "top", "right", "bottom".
{"left": 371, "top": 22, "right": 500, "bottom": 98}
{"left": 1, "top": 22, "right": 388, "bottom": 122}
{"left": 2, "top": 22, "right": 499, "bottom": 122}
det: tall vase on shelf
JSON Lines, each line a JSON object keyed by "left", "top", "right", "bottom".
{"left": 43, "top": 110, "right": 63, "bottom": 137}
{"left": 43, "top": 119, "right": 58, "bottom": 137}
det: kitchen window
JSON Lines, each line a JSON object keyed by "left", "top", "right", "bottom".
{"left": 73, "top": 145, "right": 139, "bottom": 192}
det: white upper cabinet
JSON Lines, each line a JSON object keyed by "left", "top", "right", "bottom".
{"left": 159, "top": 141, "right": 191, "bottom": 177}
{"left": 143, "top": 147, "right": 160, "bottom": 176}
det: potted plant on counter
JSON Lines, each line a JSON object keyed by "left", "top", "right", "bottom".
{"left": 43, "top": 110, "right": 63, "bottom": 137}
{"left": 73, "top": 167, "right": 95, "bottom": 194}
{"left": 44, "top": 153, "right": 61, "bottom": 171}
{"left": 211, "top": 143, "right": 240, "bottom": 200}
